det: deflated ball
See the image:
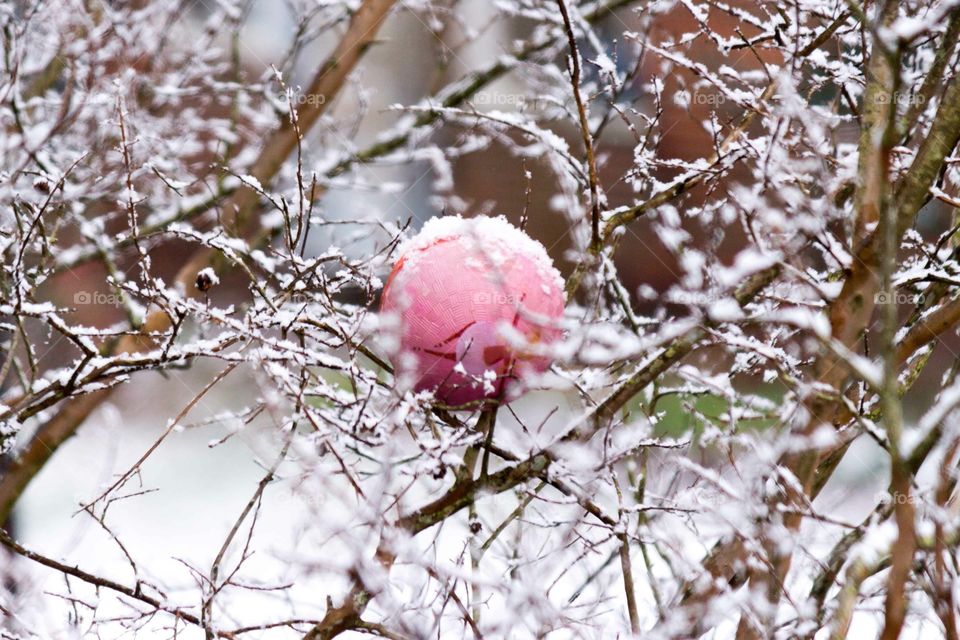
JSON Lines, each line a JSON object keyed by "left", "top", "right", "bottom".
{"left": 380, "top": 215, "right": 565, "bottom": 406}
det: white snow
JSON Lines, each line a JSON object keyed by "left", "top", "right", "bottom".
{"left": 396, "top": 214, "right": 565, "bottom": 293}
{"left": 197, "top": 267, "right": 220, "bottom": 286}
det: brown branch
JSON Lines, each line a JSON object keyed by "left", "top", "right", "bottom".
{"left": 879, "top": 148, "right": 915, "bottom": 640}
{"left": 556, "top": 0, "right": 602, "bottom": 255}
{"left": 588, "top": 264, "right": 779, "bottom": 431}
{"left": 687, "top": 9, "right": 960, "bottom": 630}
{"left": 573, "top": 10, "right": 853, "bottom": 301}
{"left": 47, "top": 0, "right": 641, "bottom": 277}
{"left": 299, "top": 264, "right": 778, "bottom": 639}
{"left": 355, "top": 273, "right": 773, "bottom": 633}
{"left": 0, "top": 526, "right": 233, "bottom": 637}
{"left": 896, "top": 294, "right": 960, "bottom": 364}
{"left": 0, "top": 0, "right": 397, "bottom": 526}
{"left": 738, "top": 20, "right": 897, "bottom": 631}
{"left": 613, "top": 474, "right": 640, "bottom": 635}
{"left": 898, "top": 11, "right": 960, "bottom": 142}
{"left": 851, "top": 0, "right": 899, "bottom": 245}
{"left": 893, "top": 51, "right": 960, "bottom": 237}
{"left": 828, "top": 558, "right": 872, "bottom": 640}
{"left": 203, "top": 423, "right": 296, "bottom": 639}
{"left": 933, "top": 439, "right": 960, "bottom": 640}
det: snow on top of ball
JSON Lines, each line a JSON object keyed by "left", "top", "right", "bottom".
{"left": 397, "top": 214, "right": 565, "bottom": 294}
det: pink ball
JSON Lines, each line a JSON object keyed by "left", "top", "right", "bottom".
{"left": 381, "top": 215, "right": 565, "bottom": 406}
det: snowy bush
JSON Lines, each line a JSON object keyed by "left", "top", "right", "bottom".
{"left": 2, "top": 0, "right": 960, "bottom": 638}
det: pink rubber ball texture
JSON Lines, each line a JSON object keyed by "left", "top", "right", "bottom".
{"left": 380, "top": 215, "right": 565, "bottom": 406}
